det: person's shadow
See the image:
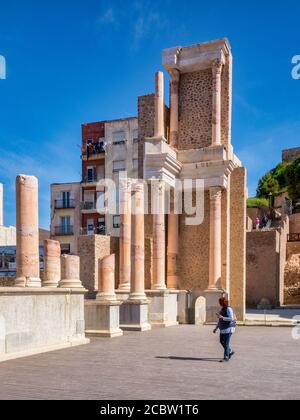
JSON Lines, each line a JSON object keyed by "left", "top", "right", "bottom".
{"left": 156, "top": 356, "right": 221, "bottom": 363}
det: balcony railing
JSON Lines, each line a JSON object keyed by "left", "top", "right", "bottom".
{"left": 80, "top": 225, "right": 105, "bottom": 236}
{"left": 82, "top": 142, "right": 106, "bottom": 159}
{"left": 54, "top": 226, "right": 74, "bottom": 236}
{"left": 288, "top": 233, "right": 300, "bottom": 242}
{"left": 55, "top": 199, "right": 75, "bottom": 209}
{"left": 81, "top": 201, "right": 96, "bottom": 211}
{"left": 81, "top": 176, "right": 98, "bottom": 184}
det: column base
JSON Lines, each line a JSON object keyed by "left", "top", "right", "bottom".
{"left": 96, "top": 293, "right": 117, "bottom": 302}
{"left": 204, "top": 289, "right": 225, "bottom": 323}
{"left": 85, "top": 300, "right": 123, "bottom": 338}
{"left": 120, "top": 300, "right": 151, "bottom": 332}
{"left": 42, "top": 281, "right": 59, "bottom": 288}
{"left": 58, "top": 279, "right": 84, "bottom": 289}
{"left": 115, "top": 290, "right": 130, "bottom": 302}
{"left": 14, "top": 277, "right": 42, "bottom": 288}
{"left": 146, "top": 290, "right": 178, "bottom": 327}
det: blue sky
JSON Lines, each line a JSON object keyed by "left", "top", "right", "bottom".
{"left": 0, "top": 0, "right": 300, "bottom": 229}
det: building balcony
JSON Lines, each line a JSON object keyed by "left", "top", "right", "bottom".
{"left": 54, "top": 199, "right": 76, "bottom": 209}
{"left": 54, "top": 226, "right": 74, "bottom": 236}
{"left": 80, "top": 225, "right": 105, "bottom": 236}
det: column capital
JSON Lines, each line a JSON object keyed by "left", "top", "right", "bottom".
{"left": 209, "top": 186, "right": 222, "bottom": 201}
{"left": 169, "top": 68, "right": 180, "bottom": 83}
{"left": 212, "top": 58, "right": 223, "bottom": 77}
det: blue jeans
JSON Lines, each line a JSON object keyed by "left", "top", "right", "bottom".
{"left": 220, "top": 333, "right": 232, "bottom": 360}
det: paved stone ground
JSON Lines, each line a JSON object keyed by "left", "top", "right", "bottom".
{"left": 1, "top": 325, "right": 300, "bottom": 400}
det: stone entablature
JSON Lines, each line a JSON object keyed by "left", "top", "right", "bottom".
{"left": 162, "top": 39, "right": 229, "bottom": 74}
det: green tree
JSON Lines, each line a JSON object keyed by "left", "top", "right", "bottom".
{"left": 256, "top": 172, "right": 280, "bottom": 198}
{"left": 285, "top": 157, "right": 300, "bottom": 202}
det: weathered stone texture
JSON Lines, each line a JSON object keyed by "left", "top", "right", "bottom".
{"left": 221, "top": 182, "right": 230, "bottom": 291}
{"left": 284, "top": 241, "right": 300, "bottom": 304}
{"left": 178, "top": 191, "right": 210, "bottom": 291}
{"left": 230, "top": 167, "right": 246, "bottom": 320}
{"left": 78, "top": 235, "right": 111, "bottom": 295}
{"left": 178, "top": 69, "right": 212, "bottom": 150}
{"left": 221, "top": 59, "right": 232, "bottom": 150}
{"left": 138, "top": 94, "right": 155, "bottom": 178}
{"left": 246, "top": 230, "right": 279, "bottom": 308}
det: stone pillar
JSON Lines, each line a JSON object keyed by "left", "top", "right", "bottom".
{"left": 129, "top": 183, "right": 146, "bottom": 300}
{"left": 43, "top": 239, "right": 61, "bottom": 287}
{"left": 59, "top": 255, "right": 84, "bottom": 289}
{"left": 15, "top": 175, "right": 41, "bottom": 287}
{"left": 169, "top": 69, "right": 180, "bottom": 148}
{"left": 152, "top": 181, "right": 166, "bottom": 290}
{"left": 118, "top": 179, "right": 131, "bottom": 291}
{"left": 167, "top": 212, "right": 179, "bottom": 289}
{"left": 97, "top": 254, "right": 116, "bottom": 301}
{"left": 154, "top": 71, "right": 164, "bottom": 138}
{"left": 208, "top": 186, "right": 222, "bottom": 290}
{"left": 212, "top": 59, "right": 223, "bottom": 146}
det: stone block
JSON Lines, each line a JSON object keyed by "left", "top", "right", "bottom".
{"left": 85, "top": 300, "right": 123, "bottom": 338}
{"left": 120, "top": 300, "right": 151, "bottom": 332}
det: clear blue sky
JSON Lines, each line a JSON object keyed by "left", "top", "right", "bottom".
{"left": 0, "top": 0, "right": 300, "bottom": 229}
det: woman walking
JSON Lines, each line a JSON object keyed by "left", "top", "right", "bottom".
{"left": 213, "top": 297, "right": 236, "bottom": 362}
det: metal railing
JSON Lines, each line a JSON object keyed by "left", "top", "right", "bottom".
{"left": 80, "top": 225, "right": 105, "bottom": 236}
{"left": 81, "top": 201, "right": 95, "bottom": 210}
{"left": 54, "top": 199, "right": 75, "bottom": 209}
{"left": 54, "top": 226, "right": 74, "bottom": 236}
{"left": 288, "top": 233, "right": 300, "bottom": 242}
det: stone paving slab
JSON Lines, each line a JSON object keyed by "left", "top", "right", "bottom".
{"left": 0, "top": 325, "right": 300, "bottom": 400}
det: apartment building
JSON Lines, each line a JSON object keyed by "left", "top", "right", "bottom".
{"left": 50, "top": 117, "right": 138, "bottom": 254}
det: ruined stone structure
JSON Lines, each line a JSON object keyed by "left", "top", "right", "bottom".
{"left": 140, "top": 39, "right": 247, "bottom": 321}
{"left": 0, "top": 174, "right": 89, "bottom": 362}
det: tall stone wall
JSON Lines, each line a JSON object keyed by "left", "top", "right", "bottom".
{"left": 246, "top": 230, "right": 280, "bottom": 307}
{"left": 230, "top": 167, "right": 246, "bottom": 320}
{"left": 138, "top": 94, "right": 155, "bottom": 179}
{"left": 289, "top": 214, "right": 300, "bottom": 234}
{"left": 284, "top": 241, "right": 300, "bottom": 304}
{"left": 221, "top": 183, "right": 230, "bottom": 291}
{"left": 178, "top": 69, "right": 212, "bottom": 150}
{"left": 178, "top": 191, "right": 210, "bottom": 291}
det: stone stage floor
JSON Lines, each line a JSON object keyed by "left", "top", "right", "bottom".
{"left": 0, "top": 325, "right": 300, "bottom": 400}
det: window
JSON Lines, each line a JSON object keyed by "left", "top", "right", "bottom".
{"left": 133, "top": 159, "right": 139, "bottom": 171}
{"left": 87, "top": 219, "right": 94, "bottom": 235}
{"left": 113, "top": 160, "right": 125, "bottom": 173}
{"left": 98, "top": 217, "right": 105, "bottom": 234}
{"left": 86, "top": 167, "right": 94, "bottom": 183}
{"left": 96, "top": 191, "right": 105, "bottom": 210}
{"left": 112, "top": 131, "right": 126, "bottom": 145}
{"left": 133, "top": 129, "right": 139, "bottom": 143}
{"left": 61, "top": 243, "right": 71, "bottom": 254}
{"left": 97, "top": 165, "right": 105, "bottom": 180}
{"left": 113, "top": 215, "right": 121, "bottom": 228}
{"left": 61, "top": 216, "right": 71, "bottom": 234}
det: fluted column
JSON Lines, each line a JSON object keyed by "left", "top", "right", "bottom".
{"left": 97, "top": 254, "right": 116, "bottom": 301}
{"left": 118, "top": 179, "right": 131, "bottom": 291}
{"left": 129, "top": 183, "right": 146, "bottom": 300}
{"left": 152, "top": 181, "right": 166, "bottom": 290}
{"left": 212, "top": 59, "right": 223, "bottom": 146}
{"left": 59, "top": 255, "right": 84, "bottom": 289}
{"left": 169, "top": 69, "right": 180, "bottom": 148}
{"left": 15, "top": 175, "right": 41, "bottom": 287}
{"left": 208, "top": 186, "right": 222, "bottom": 290}
{"left": 43, "top": 239, "right": 61, "bottom": 287}
{"left": 167, "top": 211, "right": 179, "bottom": 289}
{"left": 154, "top": 71, "right": 164, "bottom": 138}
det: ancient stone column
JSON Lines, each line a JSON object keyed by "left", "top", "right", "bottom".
{"left": 129, "top": 183, "right": 146, "bottom": 300}
{"left": 43, "top": 239, "right": 61, "bottom": 287}
{"left": 212, "top": 59, "right": 223, "bottom": 146}
{"left": 208, "top": 186, "right": 222, "bottom": 290}
{"left": 154, "top": 71, "right": 164, "bottom": 138}
{"left": 118, "top": 179, "right": 131, "bottom": 291}
{"left": 15, "top": 175, "right": 41, "bottom": 287}
{"left": 169, "top": 69, "right": 180, "bottom": 148}
{"left": 97, "top": 254, "right": 116, "bottom": 301}
{"left": 167, "top": 211, "right": 179, "bottom": 289}
{"left": 59, "top": 254, "right": 84, "bottom": 289}
{"left": 152, "top": 181, "right": 166, "bottom": 290}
